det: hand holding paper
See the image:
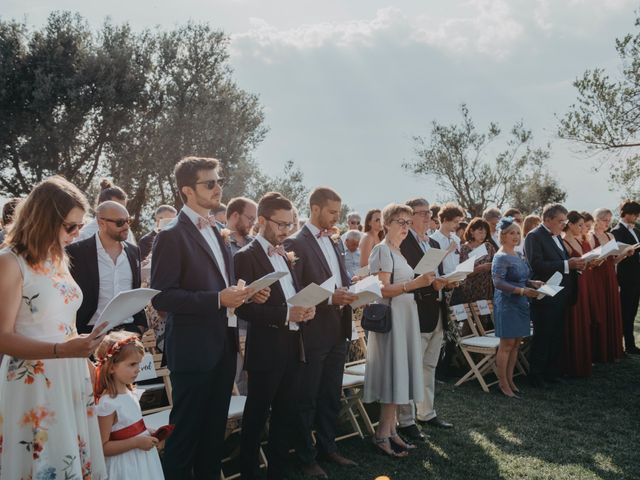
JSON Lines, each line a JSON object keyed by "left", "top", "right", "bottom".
{"left": 287, "top": 280, "right": 334, "bottom": 307}
{"left": 469, "top": 243, "right": 488, "bottom": 261}
{"left": 349, "top": 275, "right": 383, "bottom": 308}
{"left": 442, "top": 256, "right": 475, "bottom": 283}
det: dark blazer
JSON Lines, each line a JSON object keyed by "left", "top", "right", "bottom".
{"left": 66, "top": 235, "right": 147, "bottom": 335}
{"left": 150, "top": 211, "right": 237, "bottom": 373}
{"left": 401, "top": 232, "right": 446, "bottom": 333}
{"left": 283, "top": 225, "right": 352, "bottom": 350}
{"left": 524, "top": 224, "right": 577, "bottom": 305}
{"left": 138, "top": 229, "right": 157, "bottom": 261}
{"left": 611, "top": 222, "right": 640, "bottom": 287}
{"left": 235, "top": 239, "right": 305, "bottom": 371}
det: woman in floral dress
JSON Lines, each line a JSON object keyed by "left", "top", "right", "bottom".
{"left": 0, "top": 176, "right": 108, "bottom": 480}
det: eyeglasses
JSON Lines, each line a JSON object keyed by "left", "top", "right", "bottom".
{"left": 242, "top": 213, "right": 256, "bottom": 224}
{"left": 100, "top": 217, "right": 132, "bottom": 228}
{"left": 413, "top": 211, "right": 431, "bottom": 218}
{"left": 391, "top": 219, "right": 413, "bottom": 227}
{"left": 267, "top": 218, "right": 294, "bottom": 232}
{"left": 195, "top": 178, "right": 225, "bottom": 190}
{"left": 62, "top": 222, "right": 84, "bottom": 234}
{"left": 348, "top": 220, "right": 361, "bottom": 225}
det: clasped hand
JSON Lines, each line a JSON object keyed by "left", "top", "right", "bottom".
{"left": 289, "top": 306, "right": 316, "bottom": 323}
{"left": 220, "top": 285, "right": 254, "bottom": 309}
{"left": 332, "top": 288, "right": 358, "bottom": 306}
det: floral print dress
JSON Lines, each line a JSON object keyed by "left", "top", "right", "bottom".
{"left": 0, "top": 249, "right": 107, "bottom": 480}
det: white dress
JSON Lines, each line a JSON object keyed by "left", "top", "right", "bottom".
{"left": 0, "top": 249, "right": 107, "bottom": 479}
{"left": 95, "top": 390, "right": 164, "bottom": 479}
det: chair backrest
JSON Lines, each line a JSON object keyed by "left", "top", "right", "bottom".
{"left": 345, "top": 311, "right": 367, "bottom": 367}
{"left": 139, "top": 330, "right": 172, "bottom": 415}
{"left": 469, "top": 300, "right": 494, "bottom": 336}
{"left": 447, "top": 303, "right": 477, "bottom": 341}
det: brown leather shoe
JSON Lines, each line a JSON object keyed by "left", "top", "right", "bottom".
{"left": 323, "top": 452, "right": 358, "bottom": 466}
{"left": 301, "top": 462, "right": 328, "bottom": 478}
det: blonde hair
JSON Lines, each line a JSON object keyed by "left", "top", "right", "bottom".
{"left": 523, "top": 215, "right": 541, "bottom": 238}
{"left": 94, "top": 331, "right": 144, "bottom": 399}
{"left": 499, "top": 222, "right": 521, "bottom": 243}
{"left": 5, "top": 176, "right": 89, "bottom": 267}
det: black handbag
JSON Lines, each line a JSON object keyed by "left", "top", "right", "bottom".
{"left": 362, "top": 246, "right": 394, "bottom": 333}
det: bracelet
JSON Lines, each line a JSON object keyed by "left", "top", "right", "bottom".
{"left": 403, "top": 282, "right": 408, "bottom": 293}
{"left": 53, "top": 343, "right": 59, "bottom": 358}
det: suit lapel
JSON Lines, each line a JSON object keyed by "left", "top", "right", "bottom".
{"left": 212, "top": 224, "right": 233, "bottom": 284}
{"left": 123, "top": 243, "right": 140, "bottom": 288}
{"left": 330, "top": 238, "right": 351, "bottom": 286}
{"left": 87, "top": 236, "right": 100, "bottom": 303}
{"left": 302, "top": 226, "right": 332, "bottom": 278}
{"left": 179, "top": 212, "right": 226, "bottom": 282}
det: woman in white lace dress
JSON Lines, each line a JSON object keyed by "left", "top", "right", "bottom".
{"left": 0, "top": 176, "right": 108, "bottom": 479}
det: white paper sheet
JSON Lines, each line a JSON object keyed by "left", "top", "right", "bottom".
{"left": 348, "top": 275, "right": 383, "bottom": 308}
{"left": 89, "top": 288, "right": 160, "bottom": 331}
{"left": 452, "top": 304, "right": 468, "bottom": 321}
{"left": 245, "top": 271, "right": 289, "bottom": 292}
{"left": 476, "top": 300, "right": 491, "bottom": 316}
{"left": 535, "top": 284, "right": 564, "bottom": 298}
{"left": 469, "top": 243, "right": 488, "bottom": 260}
{"left": 546, "top": 271, "right": 563, "bottom": 286}
{"left": 610, "top": 242, "right": 640, "bottom": 257}
{"left": 413, "top": 248, "right": 447, "bottom": 275}
{"left": 287, "top": 281, "right": 334, "bottom": 307}
{"left": 442, "top": 256, "right": 475, "bottom": 282}
{"left": 135, "top": 352, "right": 157, "bottom": 382}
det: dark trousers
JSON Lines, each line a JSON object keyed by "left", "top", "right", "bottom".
{"left": 162, "top": 342, "right": 236, "bottom": 480}
{"left": 295, "top": 341, "right": 347, "bottom": 465}
{"left": 530, "top": 298, "right": 567, "bottom": 379}
{"left": 240, "top": 336, "right": 301, "bottom": 480}
{"left": 620, "top": 284, "right": 640, "bottom": 350}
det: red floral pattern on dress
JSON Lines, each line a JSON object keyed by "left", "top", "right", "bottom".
{"left": 18, "top": 406, "right": 55, "bottom": 460}
{"left": 7, "top": 359, "right": 52, "bottom": 389}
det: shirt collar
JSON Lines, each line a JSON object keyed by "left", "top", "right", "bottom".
{"left": 255, "top": 234, "right": 276, "bottom": 256}
{"left": 410, "top": 228, "right": 429, "bottom": 243}
{"left": 620, "top": 220, "right": 636, "bottom": 231}
{"left": 305, "top": 221, "right": 321, "bottom": 237}
{"left": 95, "top": 233, "right": 124, "bottom": 256}
{"left": 181, "top": 205, "right": 210, "bottom": 228}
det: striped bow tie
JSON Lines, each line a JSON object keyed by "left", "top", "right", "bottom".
{"left": 268, "top": 245, "right": 286, "bottom": 257}
{"left": 316, "top": 229, "right": 332, "bottom": 238}
{"left": 196, "top": 216, "right": 217, "bottom": 230}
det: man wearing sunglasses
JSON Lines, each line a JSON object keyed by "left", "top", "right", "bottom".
{"left": 151, "top": 156, "right": 269, "bottom": 480}
{"left": 66, "top": 201, "right": 147, "bottom": 335}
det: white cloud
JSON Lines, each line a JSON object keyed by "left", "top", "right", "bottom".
{"left": 232, "top": 2, "right": 526, "bottom": 61}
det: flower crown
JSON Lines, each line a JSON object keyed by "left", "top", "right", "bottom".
{"left": 96, "top": 335, "right": 140, "bottom": 366}
{"left": 496, "top": 216, "right": 515, "bottom": 234}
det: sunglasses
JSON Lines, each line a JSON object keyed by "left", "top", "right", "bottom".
{"left": 62, "top": 222, "right": 84, "bottom": 234}
{"left": 100, "top": 217, "right": 132, "bottom": 228}
{"left": 195, "top": 178, "right": 225, "bottom": 190}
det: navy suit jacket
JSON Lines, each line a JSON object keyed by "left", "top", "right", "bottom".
{"left": 66, "top": 235, "right": 147, "bottom": 335}
{"left": 400, "top": 232, "right": 446, "bottom": 333}
{"left": 524, "top": 224, "right": 577, "bottom": 306}
{"left": 283, "top": 225, "right": 352, "bottom": 350}
{"left": 611, "top": 223, "right": 640, "bottom": 287}
{"left": 150, "top": 211, "right": 237, "bottom": 373}
{"left": 235, "top": 239, "right": 305, "bottom": 371}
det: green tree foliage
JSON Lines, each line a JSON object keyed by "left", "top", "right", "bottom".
{"left": 249, "top": 160, "right": 309, "bottom": 211}
{"left": 558, "top": 13, "right": 640, "bottom": 197}
{"left": 0, "top": 13, "right": 267, "bottom": 231}
{"left": 404, "top": 104, "right": 564, "bottom": 217}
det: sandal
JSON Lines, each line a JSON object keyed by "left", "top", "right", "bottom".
{"left": 372, "top": 436, "right": 408, "bottom": 457}
{"left": 390, "top": 434, "right": 416, "bottom": 451}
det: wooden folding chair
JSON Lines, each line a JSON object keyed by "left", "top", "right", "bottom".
{"left": 138, "top": 330, "right": 173, "bottom": 415}
{"left": 344, "top": 312, "right": 367, "bottom": 376}
{"left": 469, "top": 300, "right": 530, "bottom": 375}
{"left": 450, "top": 304, "right": 500, "bottom": 392}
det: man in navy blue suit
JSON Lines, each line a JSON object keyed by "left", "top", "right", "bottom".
{"left": 525, "top": 203, "right": 584, "bottom": 388}
{"left": 235, "top": 192, "right": 315, "bottom": 480}
{"left": 151, "top": 156, "right": 269, "bottom": 480}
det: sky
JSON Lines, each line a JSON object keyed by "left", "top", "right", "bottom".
{"left": 2, "top": 0, "right": 636, "bottom": 215}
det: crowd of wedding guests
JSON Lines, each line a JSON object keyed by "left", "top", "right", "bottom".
{"left": 0, "top": 156, "right": 638, "bottom": 480}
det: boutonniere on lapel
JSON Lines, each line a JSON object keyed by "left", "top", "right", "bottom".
{"left": 285, "top": 251, "right": 299, "bottom": 267}
{"left": 219, "top": 228, "right": 232, "bottom": 246}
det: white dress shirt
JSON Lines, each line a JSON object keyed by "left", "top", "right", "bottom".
{"left": 542, "top": 224, "right": 569, "bottom": 274}
{"left": 256, "top": 235, "right": 299, "bottom": 330}
{"left": 430, "top": 229, "right": 460, "bottom": 275}
{"left": 620, "top": 220, "right": 640, "bottom": 243}
{"left": 491, "top": 230, "right": 501, "bottom": 248}
{"left": 305, "top": 222, "right": 344, "bottom": 289}
{"left": 89, "top": 234, "right": 134, "bottom": 326}
{"left": 182, "top": 205, "right": 229, "bottom": 287}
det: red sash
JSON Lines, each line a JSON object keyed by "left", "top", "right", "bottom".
{"left": 110, "top": 419, "right": 147, "bottom": 441}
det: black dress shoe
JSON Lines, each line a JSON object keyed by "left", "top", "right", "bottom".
{"left": 625, "top": 346, "right": 640, "bottom": 355}
{"left": 397, "top": 424, "right": 428, "bottom": 442}
{"left": 420, "top": 417, "right": 453, "bottom": 429}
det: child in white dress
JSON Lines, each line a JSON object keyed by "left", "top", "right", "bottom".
{"left": 94, "top": 331, "right": 165, "bottom": 479}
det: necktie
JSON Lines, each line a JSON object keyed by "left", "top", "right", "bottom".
{"left": 316, "top": 229, "right": 331, "bottom": 239}
{"left": 268, "top": 245, "right": 286, "bottom": 257}
{"left": 197, "top": 216, "right": 217, "bottom": 230}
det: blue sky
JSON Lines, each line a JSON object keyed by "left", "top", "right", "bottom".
{"left": 2, "top": 0, "right": 635, "bottom": 215}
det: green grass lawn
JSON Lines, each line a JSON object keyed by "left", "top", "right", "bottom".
{"left": 284, "top": 324, "right": 640, "bottom": 480}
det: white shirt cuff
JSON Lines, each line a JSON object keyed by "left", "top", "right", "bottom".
{"left": 564, "top": 260, "right": 569, "bottom": 275}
